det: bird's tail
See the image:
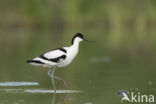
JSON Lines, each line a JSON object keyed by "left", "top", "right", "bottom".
{"left": 26, "top": 59, "right": 45, "bottom": 65}
{"left": 27, "top": 60, "right": 33, "bottom": 63}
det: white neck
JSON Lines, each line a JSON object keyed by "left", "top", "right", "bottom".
{"left": 71, "top": 40, "right": 80, "bottom": 49}
{"left": 70, "top": 37, "right": 82, "bottom": 49}
{"left": 63, "top": 38, "right": 81, "bottom": 66}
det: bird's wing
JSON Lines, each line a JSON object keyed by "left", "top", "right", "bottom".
{"left": 39, "top": 48, "right": 67, "bottom": 63}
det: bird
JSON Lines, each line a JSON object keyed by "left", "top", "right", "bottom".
{"left": 27, "top": 33, "right": 89, "bottom": 93}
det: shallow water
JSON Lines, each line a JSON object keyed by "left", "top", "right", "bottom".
{"left": 0, "top": 80, "right": 155, "bottom": 104}
{"left": 0, "top": 26, "right": 156, "bottom": 104}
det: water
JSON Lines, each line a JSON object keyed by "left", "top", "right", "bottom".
{"left": 0, "top": 16, "right": 156, "bottom": 104}
{"left": 0, "top": 29, "right": 156, "bottom": 104}
{"left": 0, "top": 82, "right": 82, "bottom": 104}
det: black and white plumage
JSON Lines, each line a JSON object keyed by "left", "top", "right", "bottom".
{"left": 27, "top": 48, "right": 67, "bottom": 67}
{"left": 27, "top": 33, "right": 88, "bottom": 68}
{"left": 27, "top": 33, "right": 88, "bottom": 93}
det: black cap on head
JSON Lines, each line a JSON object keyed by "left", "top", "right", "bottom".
{"left": 71, "top": 33, "right": 84, "bottom": 44}
{"left": 74, "top": 33, "right": 84, "bottom": 39}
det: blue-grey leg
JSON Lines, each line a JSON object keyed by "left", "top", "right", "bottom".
{"left": 48, "top": 66, "right": 67, "bottom": 93}
{"left": 54, "top": 76, "right": 67, "bottom": 88}
{"left": 48, "top": 67, "right": 56, "bottom": 93}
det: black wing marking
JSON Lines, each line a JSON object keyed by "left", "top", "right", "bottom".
{"left": 38, "top": 47, "right": 67, "bottom": 63}
{"left": 41, "top": 48, "right": 67, "bottom": 55}
{"left": 57, "top": 48, "right": 67, "bottom": 53}
{"left": 39, "top": 55, "right": 66, "bottom": 63}
{"left": 50, "top": 55, "right": 66, "bottom": 63}
{"left": 39, "top": 54, "right": 49, "bottom": 60}
{"left": 27, "top": 60, "right": 44, "bottom": 64}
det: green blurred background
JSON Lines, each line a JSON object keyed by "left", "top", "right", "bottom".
{"left": 0, "top": 0, "right": 156, "bottom": 104}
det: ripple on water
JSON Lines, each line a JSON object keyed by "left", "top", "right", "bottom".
{"left": 24, "top": 89, "right": 83, "bottom": 93}
{"left": 0, "top": 82, "right": 82, "bottom": 94}
{"left": 0, "top": 82, "right": 39, "bottom": 86}
{"left": 0, "top": 89, "right": 83, "bottom": 94}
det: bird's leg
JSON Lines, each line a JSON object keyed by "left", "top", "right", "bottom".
{"left": 54, "top": 76, "right": 67, "bottom": 88}
{"left": 51, "top": 67, "right": 56, "bottom": 92}
{"left": 48, "top": 67, "right": 56, "bottom": 93}
{"left": 48, "top": 67, "right": 67, "bottom": 90}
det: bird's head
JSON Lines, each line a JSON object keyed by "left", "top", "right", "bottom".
{"left": 71, "top": 33, "right": 88, "bottom": 44}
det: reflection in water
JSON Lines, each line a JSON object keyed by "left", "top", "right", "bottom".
{"left": 51, "top": 93, "right": 67, "bottom": 104}
{"left": 51, "top": 94, "right": 56, "bottom": 104}
{"left": 0, "top": 88, "right": 81, "bottom": 104}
